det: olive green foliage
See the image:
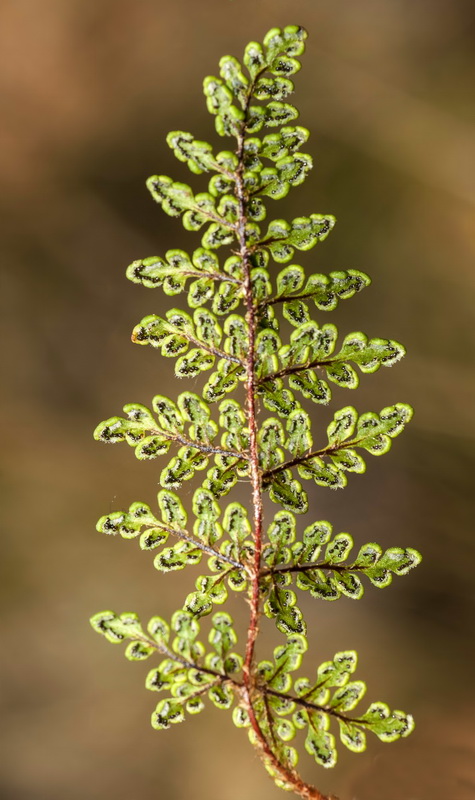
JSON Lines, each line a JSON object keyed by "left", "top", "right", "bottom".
{"left": 91, "top": 24, "right": 419, "bottom": 798}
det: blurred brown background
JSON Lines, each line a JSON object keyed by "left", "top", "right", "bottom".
{"left": 1, "top": 1, "right": 474, "bottom": 798}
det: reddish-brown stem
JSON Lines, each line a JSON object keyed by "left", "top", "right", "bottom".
{"left": 234, "top": 129, "right": 263, "bottom": 684}
{"left": 232, "top": 86, "right": 337, "bottom": 800}
{"left": 261, "top": 561, "right": 365, "bottom": 576}
{"left": 261, "top": 437, "right": 365, "bottom": 483}
{"left": 243, "top": 686, "right": 338, "bottom": 800}
{"left": 257, "top": 357, "right": 340, "bottom": 383}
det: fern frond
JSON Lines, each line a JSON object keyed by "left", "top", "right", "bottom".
{"left": 91, "top": 23, "right": 419, "bottom": 800}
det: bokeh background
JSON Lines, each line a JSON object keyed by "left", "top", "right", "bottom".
{"left": 1, "top": 1, "right": 475, "bottom": 798}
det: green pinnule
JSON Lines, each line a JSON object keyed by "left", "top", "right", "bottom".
{"left": 91, "top": 24, "right": 419, "bottom": 800}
